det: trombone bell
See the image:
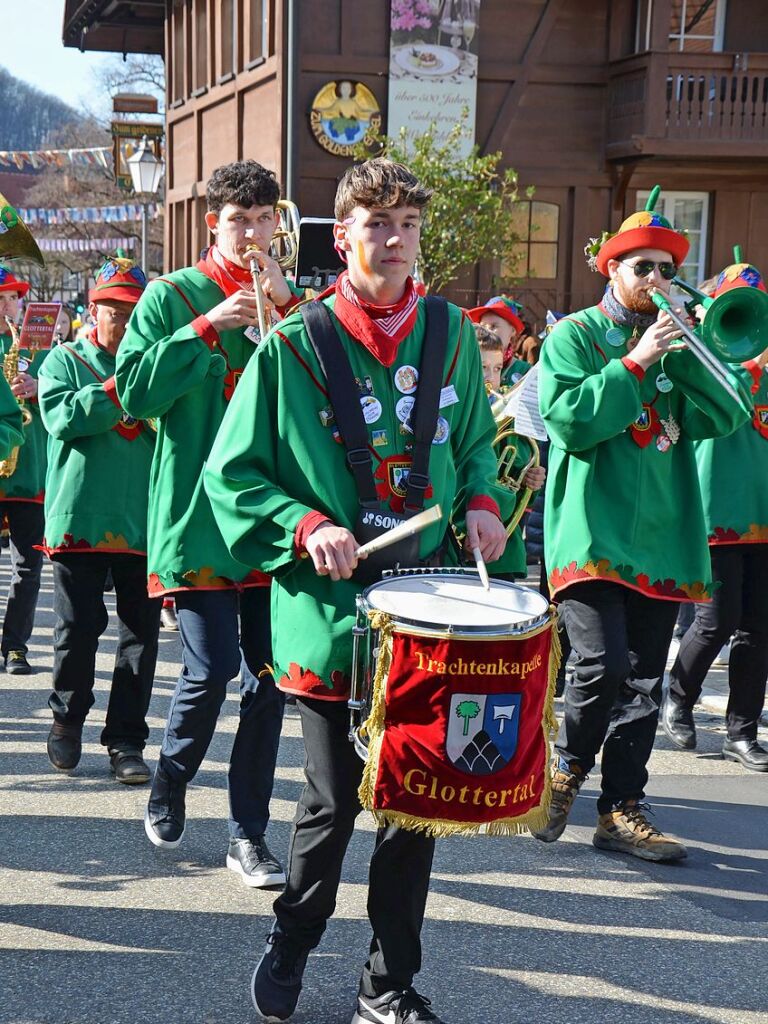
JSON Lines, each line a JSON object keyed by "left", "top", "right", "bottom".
{"left": 702, "top": 286, "right": 768, "bottom": 364}
{"left": 0, "top": 192, "right": 44, "bottom": 267}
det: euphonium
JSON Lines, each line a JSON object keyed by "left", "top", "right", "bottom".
{"left": 0, "top": 316, "right": 34, "bottom": 479}
{"left": 486, "top": 380, "right": 540, "bottom": 538}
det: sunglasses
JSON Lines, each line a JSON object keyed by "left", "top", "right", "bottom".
{"left": 620, "top": 259, "right": 678, "bottom": 281}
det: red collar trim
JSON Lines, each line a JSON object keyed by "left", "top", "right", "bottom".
{"left": 196, "top": 246, "right": 253, "bottom": 297}
{"left": 332, "top": 271, "right": 419, "bottom": 367}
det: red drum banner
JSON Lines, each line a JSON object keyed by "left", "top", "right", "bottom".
{"left": 359, "top": 615, "right": 559, "bottom": 836}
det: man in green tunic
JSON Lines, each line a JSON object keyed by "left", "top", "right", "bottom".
{"left": 38, "top": 254, "right": 161, "bottom": 783}
{"left": 0, "top": 266, "right": 48, "bottom": 675}
{"left": 663, "top": 259, "right": 768, "bottom": 771}
{"left": 534, "top": 190, "right": 749, "bottom": 861}
{"left": 206, "top": 159, "right": 508, "bottom": 1024}
{"left": 116, "top": 161, "right": 294, "bottom": 886}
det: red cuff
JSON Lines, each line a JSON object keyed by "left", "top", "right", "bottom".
{"left": 621, "top": 356, "right": 646, "bottom": 382}
{"left": 294, "top": 510, "right": 334, "bottom": 556}
{"left": 743, "top": 359, "right": 763, "bottom": 393}
{"left": 103, "top": 376, "right": 121, "bottom": 408}
{"left": 276, "top": 292, "right": 303, "bottom": 319}
{"left": 467, "top": 495, "right": 502, "bottom": 520}
{"left": 191, "top": 314, "right": 219, "bottom": 351}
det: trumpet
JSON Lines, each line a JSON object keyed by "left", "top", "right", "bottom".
{"left": 650, "top": 282, "right": 768, "bottom": 413}
{"left": 243, "top": 200, "right": 302, "bottom": 342}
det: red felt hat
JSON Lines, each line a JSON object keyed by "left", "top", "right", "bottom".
{"left": 0, "top": 265, "right": 30, "bottom": 298}
{"left": 89, "top": 251, "right": 147, "bottom": 306}
{"left": 589, "top": 186, "right": 690, "bottom": 277}
{"left": 467, "top": 296, "right": 525, "bottom": 337}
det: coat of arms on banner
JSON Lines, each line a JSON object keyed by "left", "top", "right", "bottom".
{"left": 446, "top": 693, "right": 522, "bottom": 775}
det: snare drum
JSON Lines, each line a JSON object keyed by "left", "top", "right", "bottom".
{"left": 349, "top": 569, "right": 559, "bottom": 836}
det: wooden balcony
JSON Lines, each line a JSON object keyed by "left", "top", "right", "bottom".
{"left": 607, "top": 52, "right": 768, "bottom": 160}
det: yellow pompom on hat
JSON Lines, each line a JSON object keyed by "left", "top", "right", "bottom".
{"left": 587, "top": 186, "right": 690, "bottom": 277}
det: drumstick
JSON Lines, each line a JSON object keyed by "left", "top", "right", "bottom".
{"left": 472, "top": 546, "right": 491, "bottom": 591}
{"left": 355, "top": 504, "right": 442, "bottom": 559}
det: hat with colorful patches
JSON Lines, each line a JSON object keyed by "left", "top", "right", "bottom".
{"left": 0, "top": 265, "right": 30, "bottom": 298}
{"left": 713, "top": 245, "right": 766, "bottom": 298}
{"left": 89, "top": 249, "right": 147, "bottom": 306}
{"left": 587, "top": 186, "right": 690, "bottom": 276}
{"left": 466, "top": 295, "right": 525, "bottom": 337}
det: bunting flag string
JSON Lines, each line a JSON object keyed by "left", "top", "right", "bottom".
{"left": 0, "top": 146, "right": 112, "bottom": 171}
{"left": 37, "top": 236, "right": 137, "bottom": 253}
{"left": 19, "top": 204, "right": 160, "bottom": 225}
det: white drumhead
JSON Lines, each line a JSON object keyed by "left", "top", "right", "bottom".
{"left": 363, "top": 572, "right": 549, "bottom": 630}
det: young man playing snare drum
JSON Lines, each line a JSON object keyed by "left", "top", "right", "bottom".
{"left": 206, "top": 159, "right": 510, "bottom": 1024}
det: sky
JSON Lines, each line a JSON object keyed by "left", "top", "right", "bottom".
{"left": 2, "top": 0, "right": 119, "bottom": 117}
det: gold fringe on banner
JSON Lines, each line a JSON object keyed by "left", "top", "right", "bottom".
{"left": 358, "top": 609, "right": 563, "bottom": 839}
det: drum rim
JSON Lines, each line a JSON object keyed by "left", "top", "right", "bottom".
{"left": 360, "top": 570, "right": 551, "bottom": 637}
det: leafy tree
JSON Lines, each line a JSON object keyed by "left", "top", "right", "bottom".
{"left": 456, "top": 699, "right": 481, "bottom": 736}
{"left": 355, "top": 113, "right": 530, "bottom": 294}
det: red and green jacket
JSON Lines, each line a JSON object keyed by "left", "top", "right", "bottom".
{"left": 205, "top": 292, "right": 515, "bottom": 701}
{"left": 114, "top": 266, "right": 301, "bottom": 595}
{"left": 37, "top": 335, "right": 155, "bottom": 555}
{"left": 696, "top": 359, "right": 768, "bottom": 545}
{"left": 0, "top": 332, "right": 48, "bottom": 503}
{"left": 539, "top": 303, "right": 749, "bottom": 602}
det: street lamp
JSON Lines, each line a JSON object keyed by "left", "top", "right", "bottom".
{"left": 127, "top": 135, "right": 163, "bottom": 273}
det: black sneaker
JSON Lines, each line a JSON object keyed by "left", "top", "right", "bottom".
{"left": 226, "top": 836, "right": 286, "bottom": 888}
{"left": 352, "top": 988, "right": 446, "bottom": 1024}
{"left": 251, "top": 927, "right": 310, "bottom": 1022}
{"left": 5, "top": 650, "right": 31, "bottom": 675}
{"left": 144, "top": 764, "right": 186, "bottom": 848}
{"left": 47, "top": 721, "right": 82, "bottom": 771}
{"left": 109, "top": 748, "right": 151, "bottom": 785}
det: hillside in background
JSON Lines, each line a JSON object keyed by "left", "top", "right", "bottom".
{"left": 0, "top": 66, "right": 82, "bottom": 149}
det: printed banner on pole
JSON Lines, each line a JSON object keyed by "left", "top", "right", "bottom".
{"left": 387, "top": 0, "right": 482, "bottom": 157}
{"left": 359, "top": 614, "right": 559, "bottom": 836}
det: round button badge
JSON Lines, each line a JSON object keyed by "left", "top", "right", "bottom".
{"left": 394, "top": 365, "right": 419, "bottom": 394}
{"left": 656, "top": 372, "right": 673, "bottom": 394}
{"left": 604, "top": 327, "right": 626, "bottom": 348}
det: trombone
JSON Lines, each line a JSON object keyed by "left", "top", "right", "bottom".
{"left": 244, "top": 199, "right": 301, "bottom": 340}
{"left": 651, "top": 278, "right": 768, "bottom": 414}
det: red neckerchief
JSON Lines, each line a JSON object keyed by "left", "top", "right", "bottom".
{"left": 196, "top": 246, "right": 253, "bottom": 298}
{"left": 332, "top": 271, "right": 419, "bottom": 367}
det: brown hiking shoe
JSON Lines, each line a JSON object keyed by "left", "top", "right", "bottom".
{"left": 531, "top": 766, "right": 585, "bottom": 843}
{"left": 593, "top": 801, "right": 687, "bottom": 862}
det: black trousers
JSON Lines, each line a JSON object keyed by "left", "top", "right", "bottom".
{"left": 0, "top": 500, "right": 44, "bottom": 657}
{"left": 557, "top": 581, "right": 679, "bottom": 814}
{"left": 48, "top": 552, "right": 161, "bottom": 751}
{"left": 669, "top": 544, "right": 768, "bottom": 740}
{"left": 274, "top": 698, "right": 435, "bottom": 996}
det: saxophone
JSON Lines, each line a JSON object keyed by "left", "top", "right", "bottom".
{"left": 0, "top": 316, "right": 34, "bottom": 478}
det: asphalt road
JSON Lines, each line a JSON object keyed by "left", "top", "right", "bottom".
{"left": 0, "top": 563, "right": 766, "bottom": 1024}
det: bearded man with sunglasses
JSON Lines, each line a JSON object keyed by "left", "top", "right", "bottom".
{"left": 534, "top": 191, "right": 749, "bottom": 861}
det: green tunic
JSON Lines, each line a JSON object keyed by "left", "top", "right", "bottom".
{"left": 205, "top": 295, "right": 514, "bottom": 700}
{"left": 114, "top": 267, "right": 265, "bottom": 595}
{"left": 501, "top": 357, "right": 530, "bottom": 389}
{"left": 539, "top": 304, "right": 749, "bottom": 602}
{"left": 695, "top": 361, "right": 768, "bottom": 545}
{"left": 0, "top": 333, "right": 48, "bottom": 503}
{"left": 0, "top": 374, "right": 24, "bottom": 463}
{"left": 37, "top": 338, "right": 155, "bottom": 554}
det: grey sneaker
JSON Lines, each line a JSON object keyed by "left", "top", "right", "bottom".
{"left": 227, "top": 836, "right": 286, "bottom": 888}
{"left": 531, "top": 765, "right": 586, "bottom": 843}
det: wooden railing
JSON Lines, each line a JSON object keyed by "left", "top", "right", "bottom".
{"left": 607, "top": 52, "right": 768, "bottom": 156}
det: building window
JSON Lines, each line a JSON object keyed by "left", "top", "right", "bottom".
{"left": 171, "top": 2, "right": 186, "bottom": 102}
{"left": 248, "top": 0, "right": 268, "bottom": 64}
{"left": 220, "top": 0, "right": 235, "bottom": 78}
{"left": 193, "top": 0, "right": 209, "bottom": 91}
{"left": 635, "top": 0, "right": 653, "bottom": 53}
{"left": 636, "top": 190, "right": 710, "bottom": 286}
{"left": 503, "top": 201, "right": 560, "bottom": 281}
{"left": 669, "top": 0, "right": 727, "bottom": 53}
